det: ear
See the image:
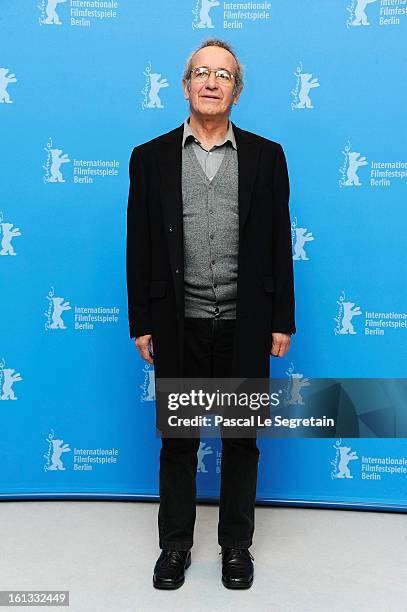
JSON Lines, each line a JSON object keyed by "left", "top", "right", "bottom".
{"left": 182, "top": 79, "right": 190, "bottom": 101}
{"left": 233, "top": 83, "right": 243, "bottom": 105}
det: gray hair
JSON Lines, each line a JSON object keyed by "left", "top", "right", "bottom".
{"left": 182, "top": 38, "right": 244, "bottom": 97}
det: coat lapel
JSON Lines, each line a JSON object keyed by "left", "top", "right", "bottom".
{"left": 155, "top": 124, "right": 185, "bottom": 294}
{"left": 232, "top": 120, "right": 260, "bottom": 237}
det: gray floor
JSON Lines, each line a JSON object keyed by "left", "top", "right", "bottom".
{"left": 1, "top": 500, "right": 406, "bottom": 611}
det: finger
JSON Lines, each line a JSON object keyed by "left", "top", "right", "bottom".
{"left": 138, "top": 343, "right": 154, "bottom": 364}
{"left": 278, "top": 340, "right": 291, "bottom": 357}
{"left": 141, "top": 346, "right": 154, "bottom": 364}
{"left": 271, "top": 340, "right": 282, "bottom": 357}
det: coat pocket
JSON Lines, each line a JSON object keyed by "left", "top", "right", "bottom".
{"left": 149, "top": 280, "right": 168, "bottom": 298}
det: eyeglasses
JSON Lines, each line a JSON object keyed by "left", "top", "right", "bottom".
{"left": 190, "top": 66, "right": 235, "bottom": 85}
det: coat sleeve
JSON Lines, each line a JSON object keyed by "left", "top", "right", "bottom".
{"left": 126, "top": 146, "right": 152, "bottom": 339}
{"left": 271, "top": 143, "right": 296, "bottom": 335}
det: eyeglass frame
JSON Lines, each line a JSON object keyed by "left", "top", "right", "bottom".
{"left": 188, "top": 65, "right": 237, "bottom": 85}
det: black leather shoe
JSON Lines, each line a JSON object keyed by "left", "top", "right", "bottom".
{"left": 153, "top": 549, "right": 191, "bottom": 589}
{"left": 220, "top": 547, "right": 254, "bottom": 589}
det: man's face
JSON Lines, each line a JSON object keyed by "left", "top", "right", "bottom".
{"left": 182, "top": 46, "right": 242, "bottom": 119}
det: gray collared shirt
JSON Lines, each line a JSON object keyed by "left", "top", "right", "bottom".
{"left": 182, "top": 116, "right": 237, "bottom": 180}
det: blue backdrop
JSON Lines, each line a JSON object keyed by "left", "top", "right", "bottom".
{"left": 1, "top": 1, "right": 407, "bottom": 510}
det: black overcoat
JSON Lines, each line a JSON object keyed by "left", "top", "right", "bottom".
{"left": 126, "top": 121, "right": 296, "bottom": 403}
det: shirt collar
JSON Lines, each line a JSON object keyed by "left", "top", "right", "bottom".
{"left": 182, "top": 116, "right": 237, "bottom": 150}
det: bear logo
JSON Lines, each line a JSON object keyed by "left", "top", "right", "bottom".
{"left": 339, "top": 301, "right": 362, "bottom": 334}
{"left": 0, "top": 222, "right": 21, "bottom": 256}
{"left": 1, "top": 368, "right": 23, "bottom": 400}
{"left": 0, "top": 68, "right": 17, "bottom": 104}
{"left": 145, "top": 73, "right": 169, "bottom": 109}
{"left": 49, "top": 297, "right": 71, "bottom": 329}
{"left": 351, "top": 0, "right": 377, "bottom": 26}
{"left": 195, "top": 0, "right": 220, "bottom": 29}
{"left": 335, "top": 446, "right": 358, "bottom": 478}
{"left": 294, "top": 73, "right": 320, "bottom": 109}
{"left": 43, "top": 0, "right": 66, "bottom": 26}
{"left": 293, "top": 227, "right": 314, "bottom": 261}
{"left": 286, "top": 373, "right": 311, "bottom": 406}
{"left": 48, "top": 439, "right": 71, "bottom": 470}
{"left": 343, "top": 151, "right": 368, "bottom": 186}
{"left": 48, "top": 148, "right": 70, "bottom": 183}
{"left": 197, "top": 442, "right": 213, "bottom": 473}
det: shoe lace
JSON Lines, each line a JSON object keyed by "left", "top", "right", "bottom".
{"left": 161, "top": 550, "right": 187, "bottom": 568}
{"left": 219, "top": 548, "right": 254, "bottom": 562}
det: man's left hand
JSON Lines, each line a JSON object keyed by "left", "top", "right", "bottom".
{"left": 271, "top": 332, "right": 291, "bottom": 358}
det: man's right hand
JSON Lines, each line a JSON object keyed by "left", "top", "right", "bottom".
{"left": 135, "top": 334, "right": 154, "bottom": 365}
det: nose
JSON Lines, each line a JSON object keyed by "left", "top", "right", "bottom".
{"left": 205, "top": 71, "right": 218, "bottom": 89}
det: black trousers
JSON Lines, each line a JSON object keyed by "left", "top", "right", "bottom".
{"left": 158, "top": 317, "right": 260, "bottom": 551}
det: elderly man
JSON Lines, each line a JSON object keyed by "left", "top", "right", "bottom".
{"left": 126, "top": 38, "right": 296, "bottom": 590}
